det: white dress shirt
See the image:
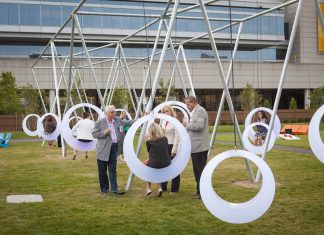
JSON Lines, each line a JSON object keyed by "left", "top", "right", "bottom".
{"left": 73, "top": 119, "right": 94, "bottom": 140}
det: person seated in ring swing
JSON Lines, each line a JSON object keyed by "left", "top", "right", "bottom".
{"left": 144, "top": 122, "right": 171, "bottom": 197}
{"left": 42, "top": 115, "right": 57, "bottom": 148}
{"left": 254, "top": 111, "right": 270, "bottom": 146}
{"left": 71, "top": 111, "right": 94, "bottom": 160}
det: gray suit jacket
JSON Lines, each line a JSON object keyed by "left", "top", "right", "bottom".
{"left": 186, "top": 104, "right": 210, "bottom": 153}
{"left": 92, "top": 117, "right": 133, "bottom": 161}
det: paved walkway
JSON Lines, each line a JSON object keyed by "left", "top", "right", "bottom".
{"left": 215, "top": 140, "right": 313, "bottom": 155}
{"left": 12, "top": 138, "right": 42, "bottom": 143}
{"left": 12, "top": 137, "right": 313, "bottom": 155}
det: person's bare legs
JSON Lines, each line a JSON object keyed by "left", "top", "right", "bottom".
{"left": 254, "top": 137, "right": 262, "bottom": 146}
{"left": 145, "top": 182, "right": 152, "bottom": 195}
{"left": 48, "top": 140, "right": 53, "bottom": 149}
{"left": 73, "top": 149, "right": 77, "bottom": 160}
{"left": 157, "top": 183, "right": 163, "bottom": 197}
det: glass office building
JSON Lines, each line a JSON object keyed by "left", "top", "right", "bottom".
{"left": 0, "top": 0, "right": 322, "bottom": 110}
{"left": 0, "top": 0, "right": 286, "bottom": 60}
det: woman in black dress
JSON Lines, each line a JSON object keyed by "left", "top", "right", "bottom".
{"left": 145, "top": 122, "right": 171, "bottom": 197}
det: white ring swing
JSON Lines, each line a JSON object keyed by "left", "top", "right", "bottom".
{"left": 123, "top": 113, "right": 191, "bottom": 183}
{"left": 61, "top": 103, "right": 105, "bottom": 151}
{"left": 308, "top": 105, "right": 324, "bottom": 163}
{"left": 22, "top": 114, "right": 41, "bottom": 137}
{"left": 37, "top": 113, "right": 61, "bottom": 141}
{"left": 200, "top": 150, "right": 276, "bottom": 224}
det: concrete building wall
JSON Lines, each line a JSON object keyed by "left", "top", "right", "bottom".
{"left": 1, "top": 57, "right": 322, "bottom": 90}
{"left": 286, "top": 0, "right": 324, "bottom": 65}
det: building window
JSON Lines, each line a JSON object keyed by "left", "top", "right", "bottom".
{"left": 0, "top": 3, "right": 19, "bottom": 25}
{"left": 20, "top": 4, "right": 40, "bottom": 26}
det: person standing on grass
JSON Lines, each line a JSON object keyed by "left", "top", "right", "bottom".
{"left": 71, "top": 111, "right": 94, "bottom": 160}
{"left": 144, "top": 122, "right": 171, "bottom": 197}
{"left": 117, "top": 111, "right": 129, "bottom": 163}
{"left": 160, "top": 105, "right": 180, "bottom": 194}
{"left": 183, "top": 96, "right": 210, "bottom": 199}
{"left": 92, "top": 105, "right": 134, "bottom": 195}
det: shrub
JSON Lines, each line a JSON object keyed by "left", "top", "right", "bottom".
{"left": 289, "top": 97, "right": 297, "bottom": 110}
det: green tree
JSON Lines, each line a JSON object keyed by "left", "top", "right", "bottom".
{"left": 289, "top": 97, "right": 297, "bottom": 110}
{"left": 155, "top": 78, "right": 177, "bottom": 104}
{"left": 239, "top": 83, "right": 263, "bottom": 111}
{"left": 111, "top": 88, "right": 133, "bottom": 110}
{"left": 263, "top": 99, "right": 271, "bottom": 108}
{"left": 0, "top": 72, "right": 20, "bottom": 114}
{"left": 310, "top": 86, "right": 324, "bottom": 109}
{"left": 19, "top": 84, "right": 42, "bottom": 114}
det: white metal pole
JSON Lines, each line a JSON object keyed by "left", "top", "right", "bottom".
{"left": 198, "top": 0, "right": 254, "bottom": 180}
{"left": 76, "top": 68, "right": 95, "bottom": 120}
{"left": 255, "top": 0, "right": 304, "bottom": 182}
{"left": 106, "top": 54, "right": 121, "bottom": 105}
{"left": 180, "top": 45, "right": 196, "bottom": 97}
{"left": 74, "top": 14, "right": 105, "bottom": 108}
{"left": 208, "top": 22, "right": 244, "bottom": 154}
{"left": 162, "top": 19, "right": 188, "bottom": 97}
{"left": 50, "top": 41, "right": 66, "bottom": 158}
{"left": 166, "top": 60, "right": 177, "bottom": 101}
{"left": 31, "top": 69, "right": 47, "bottom": 113}
{"left": 108, "top": 61, "right": 120, "bottom": 106}
{"left": 102, "top": 46, "right": 120, "bottom": 107}
{"left": 119, "top": 44, "right": 139, "bottom": 108}
{"left": 119, "top": 58, "right": 137, "bottom": 111}
{"left": 135, "top": 19, "right": 164, "bottom": 118}
{"left": 126, "top": 0, "right": 180, "bottom": 191}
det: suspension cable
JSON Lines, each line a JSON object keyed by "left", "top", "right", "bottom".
{"left": 229, "top": 0, "right": 237, "bottom": 147}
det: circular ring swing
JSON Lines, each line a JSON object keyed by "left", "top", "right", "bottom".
{"left": 152, "top": 100, "right": 191, "bottom": 123}
{"left": 244, "top": 107, "right": 281, "bottom": 139}
{"left": 115, "top": 108, "right": 133, "bottom": 120}
{"left": 200, "top": 150, "right": 276, "bottom": 224}
{"left": 22, "top": 114, "right": 41, "bottom": 137}
{"left": 61, "top": 103, "right": 105, "bottom": 151}
{"left": 69, "top": 116, "right": 83, "bottom": 123}
{"left": 242, "top": 122, "right": 276, "bottom": 154}
{"left": 37, "top": 113, "right": 61, "bottom": 141}
{"left": 308, "top": 105, "right": 324, "bottom": 163}
{"left": 123, "top": 113, "right": 191, "bottom": 183}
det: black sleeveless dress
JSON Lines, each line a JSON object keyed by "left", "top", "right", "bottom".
{"left": 146, "top": 137, "right": 171, "bottom": 169}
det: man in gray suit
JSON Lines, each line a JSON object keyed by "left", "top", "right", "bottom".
{"left": 184, "top": 96, "right": 210, "bottom": 198}
{"left": 92, "top": 105, "right": 134, "bottom": 194}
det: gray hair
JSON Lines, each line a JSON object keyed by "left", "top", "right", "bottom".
{"left": 105, "top": 105, "right": 116, "bottom": 113}
{"left": 185, "top": 96, "right": 198, "bottom": 104}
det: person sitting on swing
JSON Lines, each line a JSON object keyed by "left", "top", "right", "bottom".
{"left": 254, "top": 111, "right": 270, "bottom": 146}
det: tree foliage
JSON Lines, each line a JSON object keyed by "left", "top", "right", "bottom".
{"left": 310, "top": 86, "right": 324, "bottom": 109}
{"left": 239, "top": 83, "right": 263, "bottom": 111}
{"left": 263, "top": 99, "right": 271, "bottom": 108}
{"left": 155, "top": 78, "right": 177, "bottom": 104}
{"left": 111, "top": 88, "right": 133, "bottom": 111}
{"left": 19, "top": 84, "right": 43, "bottom": 114}
{"left": 289, "top": 97, "right": 297, "bottom": 110}
{"left": 0, "top": 72, "right": 20, "bottom": 114}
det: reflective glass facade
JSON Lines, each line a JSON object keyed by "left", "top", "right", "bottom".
{"left": 0, "top": 0, "right": 286, "bottom": 60}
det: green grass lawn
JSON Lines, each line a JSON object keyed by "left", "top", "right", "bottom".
{"left": 0, "top": 141, "right": 324, "bottom": 234}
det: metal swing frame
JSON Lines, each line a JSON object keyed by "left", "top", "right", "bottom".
{"left": 30, "top": 0, "right": 304, "bottom": 188}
